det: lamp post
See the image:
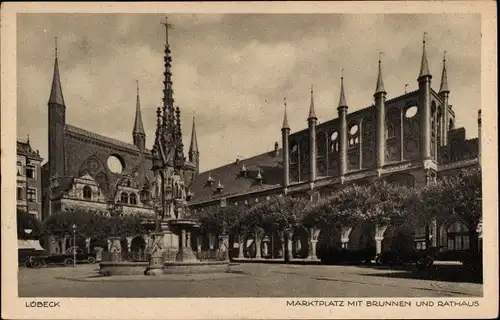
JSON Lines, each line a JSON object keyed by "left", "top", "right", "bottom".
{"left": 72, "top": 224, "right": 77, "bottom": 268}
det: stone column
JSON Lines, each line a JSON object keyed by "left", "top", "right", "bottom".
{"left": 338, "top": 105, "right": 348, "bottom": 179}
{"left": 197, "top": 235, "right": 202, "bottom": 252}
{"left": 255, "top": 233, "right": 262, "bottom": 259}
{"left": 419, "top": 71, "right": 432, "bottom": 161}
{"left": 181, "top": 230, "right": 186, "bottom": 249}
{"left": 145, "top": 232, "right": 165, "bottom": 276}
{"left": 282, "top": 123, "right": 290, "bottom": 188}
{"left": 307, "top": 240, "right": 318, "bottom": 260}
{"left": 375, "top": 225, "right": 388, "bottom": 256}
{"left": 85, "top": 238, "right": 91, "bottom": 253}
{"left": 287, "top": 237, "right": 293, "bottom": 262}
{"left": 61, "top": 236, "right": 67, "bottom": 253}
{"left": 375, "top": 236, "right": 384, "bottom": 256}
{"left": 375, "top": 88, "right": 386, "bottom": 172}
{"left": 341, "top": 227, "right": 352, "bottom": 250}
{"left": 263, "top": 242, "right": 268, "bottom": 257}
{"left": 208, "top": 233, "right": 215, "bottom": 250}
{"left": 108, "top": 236, "right": 122, "bottom": 262}
{"left": 238, "top": 235, "right": 244, "bottom": 259}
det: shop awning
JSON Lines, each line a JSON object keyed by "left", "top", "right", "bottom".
{"left": 18, "top": 239, "right": 45, "bottom": 251}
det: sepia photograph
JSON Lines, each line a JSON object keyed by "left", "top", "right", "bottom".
{"left": 1, "top": 2, "right": 497, "bottom": 319}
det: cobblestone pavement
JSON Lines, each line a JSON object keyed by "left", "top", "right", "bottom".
{"left": 18, "top": 263, "right": 482, "bottom": 298}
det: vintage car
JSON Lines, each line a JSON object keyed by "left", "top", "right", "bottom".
{"left": 27, "top": 247, "right": 97, "bottom": 268}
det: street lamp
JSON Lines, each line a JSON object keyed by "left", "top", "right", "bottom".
{"left": 72, "top": 224, "right": 77, "bottom": 268}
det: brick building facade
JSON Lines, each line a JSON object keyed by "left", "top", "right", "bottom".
{"left": 17, "top": 138, "right": 44, "bottom": 221}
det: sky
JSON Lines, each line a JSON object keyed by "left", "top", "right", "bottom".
{"left": 17, "top": 13, "right": 481, "bottom": 173}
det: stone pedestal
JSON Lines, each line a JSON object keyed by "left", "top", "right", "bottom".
{"left": 145, "top": 232, "right": 165, "bottom": 276}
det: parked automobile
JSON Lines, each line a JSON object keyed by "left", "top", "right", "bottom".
{"left": 27, "top": 248, "right": 97, "bottom": 268}
{"left": 375, "top": 247, "right": 437, "bottom": 270}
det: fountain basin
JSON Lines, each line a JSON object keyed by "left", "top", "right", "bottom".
{"left": 163, "top": 260, "right": 231, "bottom": 274}
{"left": 99, "top": 261, "right": 148, "bottom": 276}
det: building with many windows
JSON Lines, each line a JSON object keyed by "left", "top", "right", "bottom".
{"left": 17, "top": 137, "right": 44, "bottom": 221}
{"left": 186, "top": 36, "right": 481, "bottom": 262}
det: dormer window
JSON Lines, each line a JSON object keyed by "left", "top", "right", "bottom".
{"left": 240, "top": 163, "right": 248, "bottom": 177}
{"left": 206, "top": 173, "right": 215, "bottom": 186}
{"left": 216, "top": 181, "right": 224, "bottom": 193}
{"left": 256, "top": 169, "right": 263, "bottom": 184}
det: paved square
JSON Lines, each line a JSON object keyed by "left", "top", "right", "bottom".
{"left": 18, "top": 263, "right": 482, "bottom": 298}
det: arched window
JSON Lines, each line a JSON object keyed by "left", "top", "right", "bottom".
{"left": 290, "top": 141, "right": 299, "bottom": 164}
{"left": 386, "top": 108, "right": 401, "bottom": 139}
{"left": 129, "top": 193, "right": 137, "bottom": 205}
{"left": 449, "top": 118, "right": 455, "bottom": 131}
{"left": 316, "top": 132, "right": 327, "bottom": 158}
{"left": 330, "top": 131, "right": 339, "bottom": 152}
{"left": 120, "top": 192, "right": 129, "bottom": 204}
{"left": 446, "top": 221, "right": 470, "bottom": 251}
{"left": 437, "top": 106, "right": 442, "bottom": 147}
{"left": 348, "top": 122, "right": 359, "bottom": 147}
{"left": 126, "top": 180, "right": 131, "bottom": 188}
{"left": 83, "top": 186, "right": 92, "bottom": 200}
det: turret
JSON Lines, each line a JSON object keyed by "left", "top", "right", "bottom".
{"left": 337, "top": 72, "right": 348, "bottom": 180}
{"left": 307, "top": 85, "right": 317, "bottom": 182}
{"left": 48, "top": 37, "right": 66, "bottom": 182}
{"left": 133, "top": 80, "right": 146, "bottom": 152}
{"left": 281, "top": 98, "right": 290, "bottom": 189}
{"left": 188, "top": 116, "right": 200, "bottom": 174}
{"left": 418, "top": 33, "right": 432, "bottom": 161}
{"left": 439, "top": 51, "right": 450, "bottom": 146}
{"left": 374, "top": 55, "right": 386, "bottom": 172}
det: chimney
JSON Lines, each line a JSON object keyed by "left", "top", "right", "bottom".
{"left": 274, "top": 141, "right": 279, "bottom": 157}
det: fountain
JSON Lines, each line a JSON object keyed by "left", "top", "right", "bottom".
{"left": 161, "top": 200, "right": 230, "bottom": 274}
{"left": 98, "top": 16, "right": 232, "bottom": 277}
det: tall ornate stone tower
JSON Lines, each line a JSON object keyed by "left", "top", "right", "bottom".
{"left": 150, "top": 17, "right": 197, "bottom": 224}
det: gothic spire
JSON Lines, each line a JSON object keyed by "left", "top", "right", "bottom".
{"left": 375, "top": 54, "right": 386, "bottom": 95}
{"left": 439, "top": 51, "right": 450, "bottom": 94}
{"left": 133, "top": 80, "right": 146, "bottom": 135}
{"left": 307, "top": 85, "right": 317, "bottom": 120}
{"left": 418, "top": 32, "right": 431, "bottom": 79}
{"left": 48, "top": 37, "right": 65, "bottom": 106}
{"left": 189, "top": 115, "right": 199, "bottom": 155}
{"left": 161, "top": 17, "right": 175, "bottom": 130}
{"left": 339, "top": 70, "right": 348, "bottom": 107}
{"left": 282, "top": 98, "right": 290, "bottom": 130}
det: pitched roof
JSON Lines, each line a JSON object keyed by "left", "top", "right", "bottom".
{"left": 188, "top": 148, "right": 284, "bottom": 204}
{"left": 65, "top": 124, "right": 149, "bottom": 153}
{"left": 16, "top": 139, "right": 43, "bottom": 161}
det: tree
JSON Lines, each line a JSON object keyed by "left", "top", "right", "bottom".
{"left": 43, "top": 210, "right": 148, "bottom": 240}
{"left": 411, "top": 168, "right": 482, "bottom": 228}
{"left": 301, "top": 180, "right": 415, "bottom": 229}
{"left": 17, "top": 209, "right": 43, "bottom": 240}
